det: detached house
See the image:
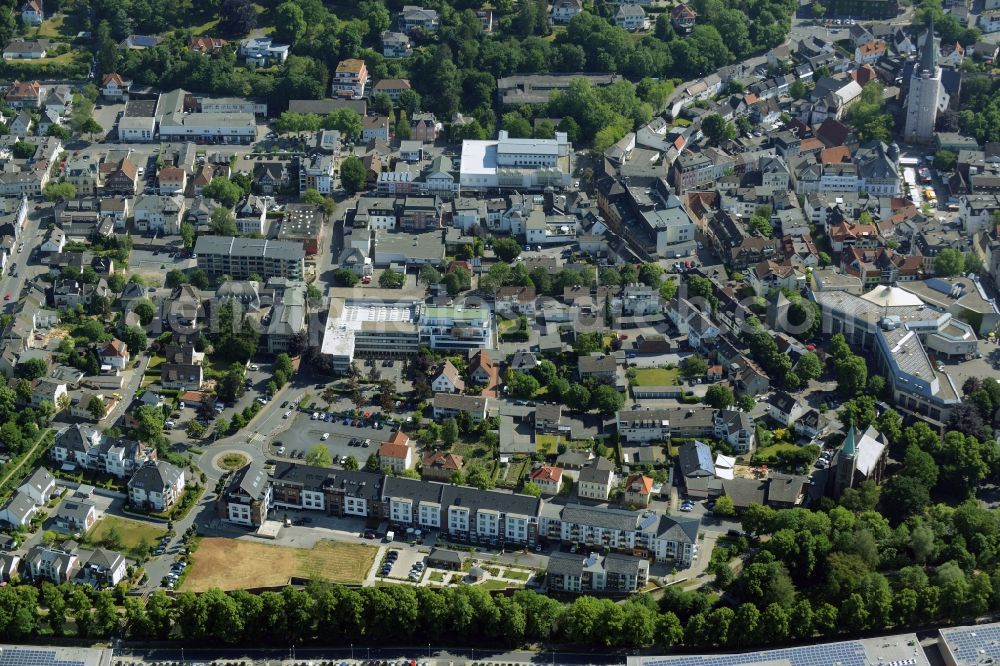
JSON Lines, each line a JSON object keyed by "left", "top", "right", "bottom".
{"left": 422, "top": 451, "right": 463, "bottom": 482}
{"left": 81, "top": 548, "right": 127, "bottom": 586}
{"left": 431, "top": 359, "right": 465, "bottom": 393}
{"left": 6, "top": 80, "right": 41, "bottom": 108}
{"left": 160, "top": 343, "right": 204, "bottom": 390}
{"left": 768, "top": 391, "right": 806, "bottom": 426}
{"left": 133, "top": 194, "right": 184, "bottom": 235}
{"left": 398, "top": 5, "right": 440, "bottom": 33}
{"left": 381, "top": 31, "right": 413, "bottom": 58}
{"left": 623, "top": 474, "right": 654, "bottom": 507}
{"left": 577, "top": 457, "right": 615, "bottom": 500}
{"left": 614, "top": 5, "right": 646, "bottom": 30}
{"left": 672, "top": 3, "right": 697, "bottom": 32}
{"left": 552, "top": 0, "right": 584, "bottom": 23}
{"left": 21, "top": 0, "right": 43, "bottom": 25}
{"left": 529, "top": 465, "right": 563, "bottom": 495}
{"left": 128, "top": 461, "right": 185, "bottom": 512}
{"left": 100, "top": 73, "right": 131, "bottom": 101}
{"left": 378, "top": 431, "right": 415, "bottom": 472}
{"left": 98, "top": 338, "right": 129, "bottom": 371}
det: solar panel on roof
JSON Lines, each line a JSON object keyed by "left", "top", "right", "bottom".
{"left": 642, "top": 640, "right": 869, "bottom": 666}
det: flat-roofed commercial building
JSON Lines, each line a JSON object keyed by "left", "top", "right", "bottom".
{"left": 460, "top": 130, "right": 572, "bottom": 191}
{"left": 321, "top": 289, "right": 422, "bottom": 372}
{"left": 194, "top": 235, "right": 304, "bottom": 280}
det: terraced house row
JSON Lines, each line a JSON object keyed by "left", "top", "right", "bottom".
{"left": 218, "top": 461, "right": 700, "bottom": 567}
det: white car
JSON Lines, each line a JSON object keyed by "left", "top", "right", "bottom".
{"left": 284, "top": 411, "right": 291, "bottom": 419}
{"left": 249, "top": 364, "right": 259, "bottom": 371}
{"left": 321, "top": 433, "right": 330, "bottom": 441}
{"left": 311, "top": 412, "right": 319, "bottom": 420}
{"left": 276, "top": 446, "right": 285, "bottom": 454}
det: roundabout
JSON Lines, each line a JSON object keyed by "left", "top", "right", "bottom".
{"left": 212, "top": 450, "right": 251, "bottom": 473}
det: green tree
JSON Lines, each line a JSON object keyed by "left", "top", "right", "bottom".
{"left": 274, "top": 1, "right": 307, "bottom": 45}
{"left": 379, "top": 268, "right": 405, "bottom": 289}
{"left": 334, "top": 268, "right": 360, "bottom": 287}
{"left": 493, "top": 238, "right": 523, "bottom": 262}
{"left": 209, "top": 208, "right": 238, "bottom": 236}
{"left": 87, "top": 396, "right": 107, "bottom": 421}
{"left": 180, "top": 222, "right": 196, "bottom": 249}
{"left": 17, "top": 357, "right": 48, "bottom": 380}
{"left": 323, "top": 109, "right": 363, "bottom": 141}
{"left": 339, "top": 156, "right": 366, "bottom": 194}
{"left": 704, "top": 384, "right": 735, "bottom": 409}
{"left": 306, "top": 445, "right": 333, "bottom": 467}
{"left": 202, "top": 177, "right": 243, "bottom": 208}
{"left": 702, "top": 114, "right": 736, "bottom": 145}
{"left": 519, "top": 481, "right": 542, "bottom": 498}
{"left": 419, "top": 264, "right": 442, "bottom": 284}
{"left": 441, "top": 417, "right": 458, "bottom": 445}
{"left": 134, "top": 404, "right": 164, "bottom": 442}
{"left": 590, "top": 384, "right": 624, "bottom": 413}
{"left": 845, "top": 82, "right": 892, "bottom": 143}
{"left": 795, "top": 352, "right": 823, "bottom": 381}
{"left": 934, "top": 247, "right": 966, "bottom": 276}
{"left": 790, "top": 79, "right": 807, "bottom": 100}
{"left": 934, "top": 149, "right": 957, "bottom": 172}
{"left": 747, "top": 214, "right": 773, "bottom": 237}
{"left": 713, "top": 495, "right": 736, "bottom": 517}
{"left": 11, "top": 141, "right": 34, "bottom": 159}
{"left": 680, "top": 354, "right": 708, "bottom": 378}
{"left": 43, "top": 182, "right": 77, "bottom": 202}
{"left": 507, "top": 371, "right": 540, "bottom": 398}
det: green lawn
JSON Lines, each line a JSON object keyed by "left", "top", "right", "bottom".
{"left": 35, "top": 14, "right": 70, "bottom": 40}
{"left": 189, "top": 17, "right": 220, "bottom": 35}
{"left": 753, "top": 443, "right": 801, "bottom": 460}
{"left": 502, "top": 569, "right": 531, "bottom": 581}
{"left": 632, "top": 367, "right": 680, "bottom": 386}
{"left": 204, "top": 356, "right": 237, "bottom": 378}
{"left": 536, "top": 434, "right": 563, "bottom": 455}
{"left": 87, "top": 516, "right": 166, "bottom": 554}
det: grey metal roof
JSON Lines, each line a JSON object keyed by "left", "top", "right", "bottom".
{"left": 128, "top": 461, "right": 183, "bottom": 491}
{"left": 678, "top": 441, "right": 715, "bottom": 477}
{"left": 230, "top": 460, "right": 269, "bottom": 500}
{"left": 656, "top": 514, "right": 700, "bottom": 543}
{"left": 547, "top": 550, "right": 585, "bottom": 577}
{"left": 578, "top": 456, "right": 615, "bottom": 485}
{"left": 193, "top": 235, "right": 305, "bottom": 261}
{"left": 560, "top": 503, "right": 639, "bottom": 532}
{"left": 447, "top": 484, "right": 541, "bottom": 517}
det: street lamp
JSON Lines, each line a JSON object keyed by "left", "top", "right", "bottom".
{"left": 351, "top": 644, "right": 354, "bottom": 660}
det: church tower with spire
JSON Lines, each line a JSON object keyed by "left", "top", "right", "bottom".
{"left": 904, "top": 20, "right": 949, "bottom": 143}
{"left": 833, "top": 424, "right": 858, "bottom": 498}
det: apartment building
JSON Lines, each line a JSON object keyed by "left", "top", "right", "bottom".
{"left": 418, "top": 305, "right": 493, "bottom": 350}
{"left": 331, "top": 59, "right": 370, "bottom": 98}
{"left": 194, "top": 236, "right": 305, "bottom": 280}
{"left": 547, "top": 551, "right": 650, "bottom": 594}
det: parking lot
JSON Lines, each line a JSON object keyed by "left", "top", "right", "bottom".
{"left": 381, "top": 548, "right": 425, "bottom": 582}
{"left": 273, "top": 410, "right": 391, "bottom": 465}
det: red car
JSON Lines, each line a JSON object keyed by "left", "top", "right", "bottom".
{"left": 4, "top": 292, "right": 10, "bottom": 301}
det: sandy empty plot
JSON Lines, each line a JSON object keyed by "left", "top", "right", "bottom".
{"left": 182, "top": 537, "right": 377, "bottom": 591}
